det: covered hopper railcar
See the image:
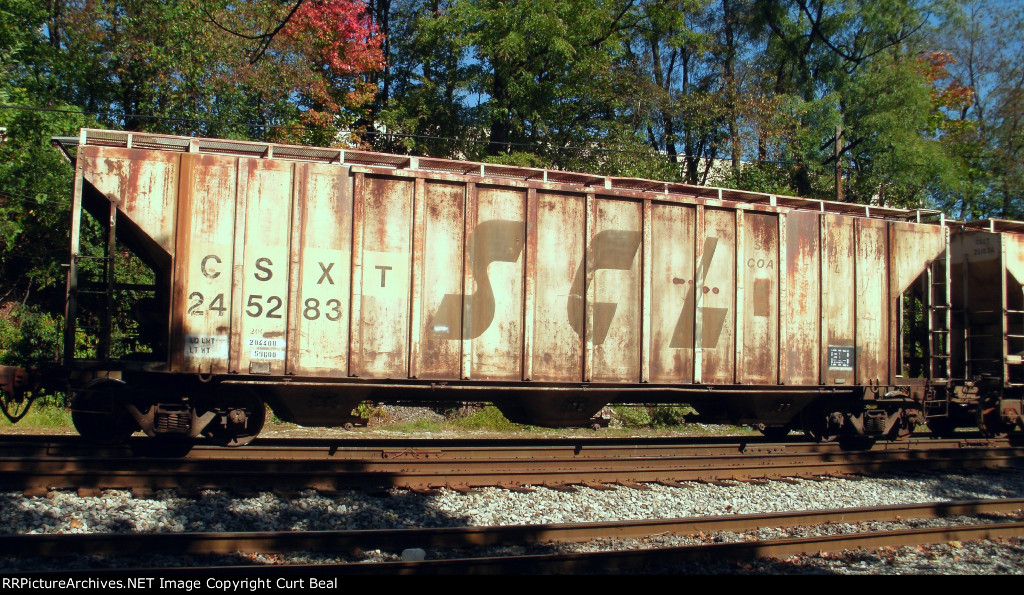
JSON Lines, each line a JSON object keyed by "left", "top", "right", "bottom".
{"left": 1, "top": 128, "right": 1018, "bottom": 445}
{"left": 946, "top": 220, "right": 1024, "bottom": 438}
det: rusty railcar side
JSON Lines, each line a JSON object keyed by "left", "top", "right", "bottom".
{"left": 51, "top": 129, "right": 951, "bottom": 441}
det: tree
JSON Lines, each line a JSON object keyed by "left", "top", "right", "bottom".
{"left": 440, "top": 0, "right": 637, "bottom": 161}
{"left": 732, "top": 0, "right": 959, "bottom": 206}
{"left": 0, "top": 0, "right": 388, "bottom": 365}
{"left": 372, "top": 0, "right": 479, "bottom": 157}
{"left": 619, "top": 0, "right": 725, "bottom": 183}
{"left": 933, "top": 0, "right": 1024, "bottom": 219}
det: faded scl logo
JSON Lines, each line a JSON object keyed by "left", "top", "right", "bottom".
{"left": 426, "top": 221, "right": 746, "bottom": 348}
{"left": 187, "top": 222, "right": 767, "bottom": 352}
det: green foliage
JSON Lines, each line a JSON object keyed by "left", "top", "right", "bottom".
{"left": 710, "top": 161, "right": 801, "bottom": 196}
{"left": 378, "top": 0, "right": 636, "bottom": 166}
{"left": 612, "top": 405, "right": 653, "bottom": 427}
{"left": 613, "top": 404, "right": 695, "bottom": 428}
{"left": 0, "top": 306, "right": 61, "bottom": 365}
{"left": 0, "top": 106, "right": 87, "bottom": 366}
{"left": 374, "top": 0, "right": 986, "bottom": 207}
{"left": 482, "top": 152, "right": 549, "bottom": 169}
{"left": 448, "top": 0, "right": 627, "bottom": 155}
{"left": 448, "top": 405, "right": 519, "bottom": 431}
{"left": 386, "top": 405, "right": 526, "bottom": 433}
{"left": 648, "top": 405, "right": 694, "bottom": 427}
{"left": 354, "top": 402, "right": 392, "bottom": 423}
{"left": 0, "top": 399, "right": 72, "bottom": 431}
{"left": 927, "top": 0, "right": 1024, "bottom": 220}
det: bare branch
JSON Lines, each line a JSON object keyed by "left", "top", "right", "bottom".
{"left": 249, "top": 0, "right": 307, "bottom": 65}
{"left": 201, "top": 1, "right": 307, "bottom": 65}
{"left": 795, "top": 0, "right": 925, "bottom": 70}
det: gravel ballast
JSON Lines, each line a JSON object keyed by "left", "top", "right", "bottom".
{"left": 1, "top": 469, "right": 1023, "bottom": 574}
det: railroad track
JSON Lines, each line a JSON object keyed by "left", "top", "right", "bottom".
{"left": 5, "top": 499, "right": 1023, "bottom": 575}
{"left": 1, "top": 435, "right": 1021, "bottom": 494}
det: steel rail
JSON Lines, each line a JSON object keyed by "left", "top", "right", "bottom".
{"left": 0, "top": 434, "right": 1009, "bottom": 460}
{"left": 2, "top": 498, "right": 1021, "bottom": 558}
{"left": 4, "top": 499, "right": 1023, "bottom": 575}
{"left": 0, "top": 439, "right": 1022, "bottom": 493}
{"left": 300, "top": 521, "right": 1024, "bottom": 574}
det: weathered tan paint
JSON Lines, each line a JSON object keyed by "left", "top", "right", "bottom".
{"left": 783, "top": 210, "right": 821, "bottom": 385}
{"left": 290, "top": 163, "right": 352, "bottom": 377}
{"left": 890, "top": 222, "right": 946, "bottom": 295}
{"left": 741, "top": 211, "right": 779, "bottom": 384}
{"left": 855, "top": 218, "right": 889, "bottom": 386}
{"left": 889, "top": 221, "right": 947, "bottom": 382}
{"left": 701, "top": 208, "right": 737, "bottom": 383}
{"left": 172, "top": 153, "right": 236, "bottom": 373}
{"left": 649, "top": 202, "right": 695, "bottom": 383}
{"left": 589, "top": 198, "right": 643, "bottom": 382}
{"left": 416, "top": 180, "right": 465, "bottom": 379}
{"left": 822, "top": 214, "right": 856, "bottom": 385}
{"left": 1002, "top": 231, "right": 1024, "bottom": 287}
{"left": 237, "top": 159, "right": 293, "bottom": 375}
{"left": 354, "top": 175, "right": 413, "bottom": 378}
{"left": 80, "top": 146, "right": 178, "bottom": 253}
{"left": 532, "top": 191, "right": 585, "bottom": 382}
{"left": 467, "top": 186, "right": 525, "bottom": 380}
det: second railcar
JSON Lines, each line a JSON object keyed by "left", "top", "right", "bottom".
{"left": 946, "top": 221, "right": 1024, "bottom": 437}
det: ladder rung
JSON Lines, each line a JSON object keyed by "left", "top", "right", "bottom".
{"left": 930, "top": 355, "right": 951, "bottom": 359}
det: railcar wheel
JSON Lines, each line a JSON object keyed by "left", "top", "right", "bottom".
{"left": 977, "top": 395, "right": 1009, "bottom": 438}
{"left": 202, "top": 390, "right": 266, "bottom": 447}
{"left": 888, "top": 409, "right": 919, "bottom": 441}
{"left": 801, "top": 408, "right": 841, "bottom": 443}
{"left": 71, "top": 380, "right": 139, "bottom": 445}
{"left": 925, "top": 416, "right": 956, "bottom": 438}
{"left": 804, "top": 427, "right": 839, "bottom": 443}
{"left": 757, "top": 425, "right": 792, "bottom": 440}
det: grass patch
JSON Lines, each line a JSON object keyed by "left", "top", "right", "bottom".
{"left": 0, "top": 400, "right": 73, "bottom": 432}
{"left": 449, "top": 406, "right": 522, "bottom": 432}
{"left": 385, "top": 406, "right": 532, "bottom": 434}
{"left": 611, "top": 404, "right": 696, "bottom": 429}
{"left": 0, "top": 399, "right": 754, "bottom": 439}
